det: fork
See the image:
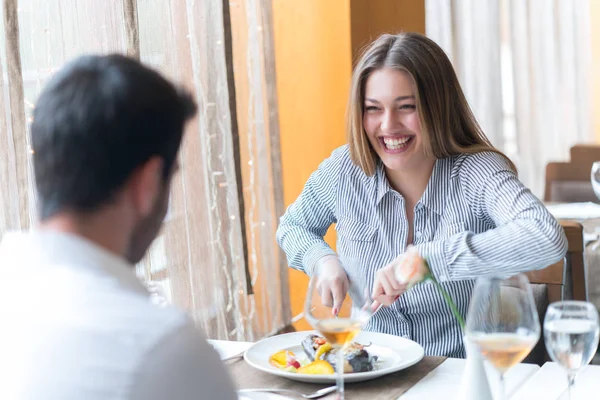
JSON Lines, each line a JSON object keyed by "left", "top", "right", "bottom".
{"left": 237, "top": 385, "right": 337, "bottom": 399}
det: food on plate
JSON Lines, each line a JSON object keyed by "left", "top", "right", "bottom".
{"left": 302, "top": 334, "right": 378, "bottom": 373}
{"left": 269, "top": 350, "right": 301, "bottom": 371}
{"left": 297, "top": 360, "right": 334, "bottom": 374}
{"left": 268, "top": 334, "right": 378, "bottom": 374}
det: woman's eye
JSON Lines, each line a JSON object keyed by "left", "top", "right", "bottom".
{"left": 365, "top": 106, "right": 380, "bottom": 111}
{"left": 399, "top": 104, "right": 416, "bottom": 110}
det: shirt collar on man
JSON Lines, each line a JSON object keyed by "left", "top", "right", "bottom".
{"left": 0, "top": 230, "right": 148, "bottom": 296}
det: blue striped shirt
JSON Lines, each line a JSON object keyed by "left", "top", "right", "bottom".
{"left": 277, "top": 145, "right": 568, "bottom": 357}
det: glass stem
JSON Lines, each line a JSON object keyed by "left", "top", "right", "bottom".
{"left": 499, "top": 372, "right": 506, "bottom": 400}
{"left": 336, "top": 345, "right": 345, "bottom": 400}
{"left": 566, "top": 372, "right": 576, "bottom": 400}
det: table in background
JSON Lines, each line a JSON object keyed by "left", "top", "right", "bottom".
{"left": 545, "top": 202, "right": 600, "bottom": 313}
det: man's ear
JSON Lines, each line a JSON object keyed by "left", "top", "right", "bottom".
{"left": 129, "top": 156, "right": 164, "bottom": 217}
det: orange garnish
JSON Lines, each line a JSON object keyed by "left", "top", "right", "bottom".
{"left": 269, "top": 350, "right": 295, "bottom": 369}
{"left": 297, "top": 360, "right": 335, "bottom": 375}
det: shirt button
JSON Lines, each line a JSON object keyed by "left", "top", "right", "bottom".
{"left": 414, "top": 231, "right": 421, "bottom": 239}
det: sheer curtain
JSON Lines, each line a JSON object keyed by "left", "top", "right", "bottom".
{"left": 0, "top": 0, "right": 289, "bottom": 341}
{"left": 426, "top": 0, "right": 593, "bottom": 197}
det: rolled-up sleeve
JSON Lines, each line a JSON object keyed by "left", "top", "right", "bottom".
{"left": 416, "top": 152, "right": 568, "bottom": 281}
{"left": 276, "top": 148, "right": 344, "bottom": 276}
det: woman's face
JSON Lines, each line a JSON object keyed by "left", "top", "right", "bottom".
{"left": 363, "top": 67, "right": 430, "bottom": 174}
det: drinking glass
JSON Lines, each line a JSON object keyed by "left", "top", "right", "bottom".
{"left": 544, "top": 301, "right": 600, "bottom": 399}
{"left": 146, "top": 280, "right": 169, "bottom": 307}
{"left": 304, "top": 273, "right": 374, "bottom": 400}
{"left": 465, "top": 273, "right": 541, "bottom": 400}
{"left": 591, "top": 162, "right": 600, "bottom": 201}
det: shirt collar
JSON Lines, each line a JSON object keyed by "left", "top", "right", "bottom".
{"left": 375, "top": 157, "right": 454, "bottom": 215}
{"left": 419, "top": 156, "right": 454, "bottom": 215}
{"left": 375, "top": 161, "right": 394, "bottom": 205}
{"left": 0, "top": 230, "right": 149, "bottom": 296}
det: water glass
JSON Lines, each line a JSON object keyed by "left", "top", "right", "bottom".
{"left": 544, "top": 301, "right": 600, "bottom": 399}
{"left": 591, "top": 162, "right": 600, "bottom": 201}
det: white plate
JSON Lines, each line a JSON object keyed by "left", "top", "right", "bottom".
{"left": 238, "top": 393, "right": 292, "bottom": 400}
{"left": 244, "top": 330, "right": 424, "bottom": 383}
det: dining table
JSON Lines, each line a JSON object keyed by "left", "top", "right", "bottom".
{"left": 209, "top": 338, "right": 586, "bottom": 400}
{"left": 545, "top": 202, "right": 600, "bottom": 316}
{"left": 206, "top": 202, "right": 600, "bottom": 399}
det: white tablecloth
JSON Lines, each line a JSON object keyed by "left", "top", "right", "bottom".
{"left": 511, "top": 362, "right": 600, "bottom": 399}
{"left": 400, "top": 358, "right": 539, "bottom": 399}
{"left": 545, "top": 202, "right": 600, "bottom": 221}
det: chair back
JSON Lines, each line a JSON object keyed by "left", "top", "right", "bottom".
{"left": 544, "top": 144, "right": 600, "bottom": 203}
{"left": 522, "top": 220, "right": 585, "bottom": 365}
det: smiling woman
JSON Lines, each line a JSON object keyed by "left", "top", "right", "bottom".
{"left": 276, "top": 32, "right": 568, "bottom": 358}
{"left": 362, "top": 68, "right": 430, "bottom": 191}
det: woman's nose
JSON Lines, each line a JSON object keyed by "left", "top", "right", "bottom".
{"left": 381, "top": 110, "right": 401, "bottom": 132}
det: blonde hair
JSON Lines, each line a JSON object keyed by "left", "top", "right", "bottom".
{"left": 347, "top": 32, "right": 516, "bottom": 175}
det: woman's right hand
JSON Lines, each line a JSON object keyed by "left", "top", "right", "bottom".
{"left": 314, "top": 255, "right": 349, "bottom": 315}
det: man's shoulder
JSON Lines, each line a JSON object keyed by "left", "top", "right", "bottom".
{"left": 107, "top": 296, "right": 196, "bottom": 349}
{"left": 129, "top": 307, "right": 239, "bottom": 400}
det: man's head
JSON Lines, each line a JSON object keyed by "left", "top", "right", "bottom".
{"left": 31, "top": 54, "right": 197, "bottom": 263}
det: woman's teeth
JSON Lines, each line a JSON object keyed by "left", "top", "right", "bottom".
{"left": 383, "top": 137, "right": 411, "bottom": 150}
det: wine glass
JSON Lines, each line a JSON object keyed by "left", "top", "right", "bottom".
{"left": 304, "top": 273, "right": 374, "bottom": 400}
{"left": 465, "top": 273, "right": 540, "bottom": 400}
{"left": 544, "top": 301, "right": 600, "bottom": 399}
{"left": 145, "top": 280, "right": 169, "bottom": 307}
{"left": 591, "top": 162, "right": 600, "bottom": 201}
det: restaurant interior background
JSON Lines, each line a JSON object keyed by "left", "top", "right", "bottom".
{"left": 0, "top": 0, "right": 598, "bottom": 341}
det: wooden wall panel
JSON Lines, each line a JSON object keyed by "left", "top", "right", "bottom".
{"left": 350, "top": 0, "right": 425, "bottom": 62}
{"left": 272, "top": 0, "right": 425, "bottom": 330}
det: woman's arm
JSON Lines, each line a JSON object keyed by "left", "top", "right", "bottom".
{"left": 276, "top": 147, "right": 346, "bottom": 276}
{"left": 415, "top": 152, "right": 568, "bottom": 282}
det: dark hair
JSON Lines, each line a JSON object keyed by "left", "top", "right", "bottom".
{"left": 31, "top": 54, "right": 197, "bottom": 219}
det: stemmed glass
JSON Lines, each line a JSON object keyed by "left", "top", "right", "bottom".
{"left": 146, "top": 280, "right": 169, "bottom": 307}
{"left": 544, "top": 301, "right": 600, "bottom": 399}
{"left": 465, "top": 273, "right": 540, "bottom": 400}
{"left": 590, "top": 162, "right": 600, "bottom": 201}
{"left": 304, "top": 273, "right": 374, "bottom": 400}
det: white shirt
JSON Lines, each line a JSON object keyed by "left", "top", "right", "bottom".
{"left": 0, "top": 231, "right": 237, "bottom": 400}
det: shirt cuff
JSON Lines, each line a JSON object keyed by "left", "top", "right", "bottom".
{"left": 302, "top": 243, "right": 337, "bottom": 277}
{"left": 415, "top": 240, "right": 450, "bottom": 282}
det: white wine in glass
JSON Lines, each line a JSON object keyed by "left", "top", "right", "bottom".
{"left": 544, "top": 301, "right": 600, "bottom": 399}
{"left": 466, "top": 273, "right": 540, "bottom": 400}
{"left": 471, "top": 332, "right": 539, "bottom": 373}
{"left": 304, "top": 275, "right": 374, "bottom": 399}
{"left": 313, "top": 318, "right": 364, "bottom": 346}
